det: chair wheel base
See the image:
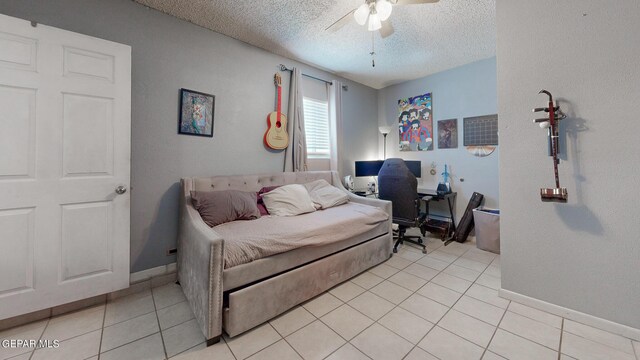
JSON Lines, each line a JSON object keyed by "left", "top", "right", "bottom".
{"left": 393, "top": 227, "right": 426, "bottom": 255}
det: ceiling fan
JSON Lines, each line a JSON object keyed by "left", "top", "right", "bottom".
{"left": 325, "top": 0, "right": 440, "bottom": 38}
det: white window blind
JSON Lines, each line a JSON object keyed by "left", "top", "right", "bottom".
{"left": 303, "top": 97, "right": 330, "bottom": 158}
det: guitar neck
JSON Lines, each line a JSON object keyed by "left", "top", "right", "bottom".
{"left": 276, "top": 85, "right": 282, "bottom": 116}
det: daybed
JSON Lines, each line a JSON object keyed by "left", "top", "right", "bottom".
{"left": 178, "top": 171, "right": 392, "bottom": 344}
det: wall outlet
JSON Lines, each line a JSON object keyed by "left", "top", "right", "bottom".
{"left": 166, "top": 248, "right": 177, "bottom": 256}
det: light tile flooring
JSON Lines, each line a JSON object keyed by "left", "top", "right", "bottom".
{"left": 2, "top": 234, "right": 639, "bottom": 360}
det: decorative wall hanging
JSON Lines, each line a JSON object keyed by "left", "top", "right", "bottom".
{"left": 437, "top": 119, "right": 458, "bottom": 149}
{"left": 463, "top": 114, "right": 498, "bottom": 157}
{"left": 465, "top": 146, "right": 496, "bottom": 157}
{"left": 263, "top": 73, "right": 289, "bottom": 150}
{"left": 398, "top": 92, "right": 433, "bottom": 151}
{"left": 533, "top": 90, "right": 567, "bottom": 202}
{"left": 178, "top": 88, "right": 215, "bottom": 137}
{"left": 463, "top": 114, "right": 498, "bottom": 146}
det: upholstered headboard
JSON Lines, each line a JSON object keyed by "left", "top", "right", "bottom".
{"left": 182, "top": 171, "right": 338, "bottom": 195}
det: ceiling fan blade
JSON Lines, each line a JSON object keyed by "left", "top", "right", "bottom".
{"left": 380, "top": 20, "right": 395, "bottom": 38}
{"left": 325, "top": 9, "right": 356, "bottom": 32}
{"left": 391, "top": 0, "right": 439, "bottom": 5}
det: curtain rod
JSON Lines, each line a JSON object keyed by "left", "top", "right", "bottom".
{"left": 279, "top": 64, "right": 348, "bottom": 91}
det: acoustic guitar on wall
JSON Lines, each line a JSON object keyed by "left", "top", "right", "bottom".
{"left": 264, "top": 73, "right": 289, "bottom": 150}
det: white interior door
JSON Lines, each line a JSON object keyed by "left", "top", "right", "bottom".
{"left": 0, "top": 14, "right": 131, "bottom": 319}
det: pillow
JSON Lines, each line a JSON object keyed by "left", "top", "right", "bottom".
{"left": 261, "top": 184, "right": 316, "bottom": 216}
{"left": 303, "top": 179, "right": 349, "bottom": 209}
{"left": 191, "top": 190, "right": 260, "bottom": 227}
{"left": 256, "top": 186, "right": 281, "bottom": 216}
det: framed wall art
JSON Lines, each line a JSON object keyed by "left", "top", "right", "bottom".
{"left": 438, "top": 118, "right": 458, "bottom": 149}
{"left": 398, "top": 92, "right": 433, "bottom": 151}
{"left": 178, "top": 88, "right": 215, "bottom": 137}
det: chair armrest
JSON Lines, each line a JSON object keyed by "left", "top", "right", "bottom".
{"left": 178, "top": 180, "right": 224, "bottom": 341}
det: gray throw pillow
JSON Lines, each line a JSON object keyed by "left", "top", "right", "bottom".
{"left": 191, "top": 190, "right": 260, "bottom": 227}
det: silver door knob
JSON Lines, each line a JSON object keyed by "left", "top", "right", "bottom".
{"left": 115, "top": 186, "right": 127, "bottom": 195}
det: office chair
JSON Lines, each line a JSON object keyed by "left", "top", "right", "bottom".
{"left": 378, "top": 158, "right": 427, "bottom": 254}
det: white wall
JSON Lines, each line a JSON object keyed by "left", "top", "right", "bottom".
{"left": 497, "top": 0, "right": 640, "bottom": 328}
{"left": 378, "top": 58, "right": 498, "bottom": 220}
{"left": 0, "top": 0, "right": 379, "bottom": 272}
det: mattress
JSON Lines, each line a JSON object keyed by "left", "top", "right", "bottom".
{"left": 213, "top": 202, "right": 389, "bottom": 269}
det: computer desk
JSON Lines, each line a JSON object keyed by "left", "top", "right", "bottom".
{"left": 417, "top": 188, "right": 457, "bottom": 244}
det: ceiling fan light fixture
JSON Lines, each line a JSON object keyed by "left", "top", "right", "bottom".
{"left": 376, "top": 0, "right": 392, "bottom": 21}
{"left": 354, "top": 4, "right": 370, "bottom": 26}
{"left": 368, "top": 13, "right": 382, "bottom": 31}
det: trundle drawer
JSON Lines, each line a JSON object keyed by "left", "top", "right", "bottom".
{"left": 223, "top": 234, "right": 390, "bottom": 337}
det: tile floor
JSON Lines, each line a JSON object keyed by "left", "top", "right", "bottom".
{"left": 1, "top": 233, "right": 639, "bottom": 360}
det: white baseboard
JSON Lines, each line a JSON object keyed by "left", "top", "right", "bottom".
{"left": 2, "top": 264, "right": 179, "bottom": 330}
{"left": 499, "top": 288, "right": 640, "bottom": 342}
{"left": 130, "top": 262, "right": 177, "bottom": 284}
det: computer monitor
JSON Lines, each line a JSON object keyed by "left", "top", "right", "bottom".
{"left": 355, "top": 160, "right": 421, "bottom": 178}
{"left": 404, "top": 160, "right": 422, "bottom": 178}
{"left": 355, "top": 160, "right": 383, "bottom": 177}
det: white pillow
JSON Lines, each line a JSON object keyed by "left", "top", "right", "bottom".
{"left": 261, "top": 184, "right": 317, "bottom": 216}
{"left": 304, "top": 179, "right": 349, "bottom": 210}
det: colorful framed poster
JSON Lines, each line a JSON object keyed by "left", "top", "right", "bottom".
{"left": 398, "top": 92, "right": 433, "bottom": 151}
{"left": 179, "top": 88, "right": 215, "bottom": 137}
{"left": 437, "top": 118, "right": 458, "bottom": 149}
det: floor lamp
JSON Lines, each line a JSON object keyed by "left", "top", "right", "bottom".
{"left": 378, "top": 126, "right": 392, "bottom": 159}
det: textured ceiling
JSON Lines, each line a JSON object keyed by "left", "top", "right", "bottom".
{"left": 134, "top": 0, "right": 496, "bottom": 89}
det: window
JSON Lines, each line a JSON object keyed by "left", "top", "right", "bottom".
{"left": 303, "top": 97, "right": 330, "bottom": 158}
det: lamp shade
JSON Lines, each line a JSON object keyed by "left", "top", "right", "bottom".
{"left": 379, "top": 126, "right": 392, "bottom": 135}
{"left": 376, "top": 0, "right": 392, "bottom": 21}
{"left": 354, "top": 4, "right": 370, "bottom": 25}
{"left": 368, "top": 13, "right": 382, "bottom": 31}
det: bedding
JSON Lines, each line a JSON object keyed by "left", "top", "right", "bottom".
{"left": 214, "top": 202, "right": 389, "bottom": 268}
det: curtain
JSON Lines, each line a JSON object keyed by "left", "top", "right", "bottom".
{"left": 283, "top": 68, "right": 307, "bottom": 172}
{"left": 328, "top": 80, "right": 344, "bottom": 175}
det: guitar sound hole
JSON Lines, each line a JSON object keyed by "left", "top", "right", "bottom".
{"left": 276, "top": 122, "right": 281, "bottom": 128}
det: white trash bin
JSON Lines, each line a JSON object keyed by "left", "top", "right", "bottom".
{"left": 472, "top": 208, "right": 500, "bottom": 254}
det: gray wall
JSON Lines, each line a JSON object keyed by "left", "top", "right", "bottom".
{"left": 0, "top": 0, "right": 379, "bottom": 272}
{"left": 497, "top": 0, "right": 640, "bottom": 328}
{"left": 378, "top": 58, "right": 498, "bottom": 220}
